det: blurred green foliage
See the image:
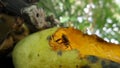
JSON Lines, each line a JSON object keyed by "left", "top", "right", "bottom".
{"left": 38, "top": 0, "right": 120, "bottom": 43}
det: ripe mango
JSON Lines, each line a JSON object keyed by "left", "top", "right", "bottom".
{"left": 12, "top": 27, "right": 85, "bottom": 68}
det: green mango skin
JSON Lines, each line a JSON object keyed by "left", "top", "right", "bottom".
{"left": 12, "top": 27, "right": 104, "bottom": 68}
{"left": 12, "top": 27, "right": 84, "bottom": 68}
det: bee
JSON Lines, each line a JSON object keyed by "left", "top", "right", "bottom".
{"left": 0, "top": 0, "right": 59, "bottom": 56}
{"left": 0, "top": 13, "right": 29, "bottom": 55}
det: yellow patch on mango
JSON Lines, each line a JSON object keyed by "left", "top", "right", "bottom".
{"left": 49, "top": 27, "right": 120, "bottom": 63}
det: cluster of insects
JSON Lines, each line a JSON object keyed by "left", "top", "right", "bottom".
{"left": 0, "top": 0, "right": 59, "bottom": 56}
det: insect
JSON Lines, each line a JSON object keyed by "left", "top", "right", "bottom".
{"left": 0, "top": 0, "right": 59, "bottom": 56}
{"left": 49, "top": 27, "right": 120, "bottom": 63}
